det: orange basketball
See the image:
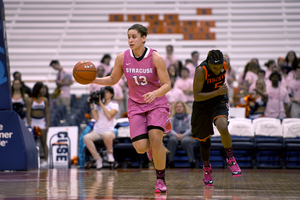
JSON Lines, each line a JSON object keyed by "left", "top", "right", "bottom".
{"left": 73, "top": 60, "right": 97, "bottom": 85}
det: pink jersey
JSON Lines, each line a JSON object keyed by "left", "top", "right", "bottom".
{"left": 288, "top": 79, "right": 300, "bottom": 98}
{"left": 122, "top": 48, "right": 168, "bottom": 105}
{"left": 265, "top": 69, "right": 272, "bottom": 81}
{"left": 265, "top": 78, "right": 287, "bottom": 90}
{"left": 264, "top": 85, "right": 290, "bottom": 118}
{"left": 286, "top": 70, "right": 296, "bottom": 82}
{"left": 245, "top": 71, "right": 258, "bottom": 87}
{"left": 185, "top": 63, "right": 196, "bottom": 79}
{"left": 163, "top": 55, "right": 179, "bottom": 69}
{"left": 166, "top": 87, "right": 187, "bottom": 103}
{"left": 173, "top": 77, "right": 194, "bottom": 102}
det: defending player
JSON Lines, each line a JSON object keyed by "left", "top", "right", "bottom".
{"left": 191, "top": 49, "right": 242, "bottom": 186}
{"left": 91, "top": 24, "right": 171, "bottom": 193}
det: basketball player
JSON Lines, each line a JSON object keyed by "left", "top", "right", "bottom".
{"left": 191, "top": 50, "right": 242, "bottom": 186}
{"left": 91, "top": 24, "right": 171, "bottom": 193}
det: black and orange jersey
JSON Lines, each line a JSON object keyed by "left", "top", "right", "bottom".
{"left": 194, "top": 59, "right": 228, "bottom": 105}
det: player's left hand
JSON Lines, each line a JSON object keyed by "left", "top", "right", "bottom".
{"left": 143, "top": 92, "right": 156, "bottom": 103}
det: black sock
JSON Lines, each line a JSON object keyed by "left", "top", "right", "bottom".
{"left": 156, "top": 169, "right": 165, "bottom": 181}
{"left": 225, "top": 147, "right": 233, "bottom": 158}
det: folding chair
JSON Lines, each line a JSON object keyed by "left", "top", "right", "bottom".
{"left": 253, "top": 118, "right": 284, "bottom": 168}
{"left": 282, "top": 119, "right": 300, "bottom": 168}
{"left": 209, "top": 125, "right": 225, "bottom": 168}
{"left": 228, "top": 118, "right": 255, "bottom": 168}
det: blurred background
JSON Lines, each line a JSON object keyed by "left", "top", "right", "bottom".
{"left": 4, "top": 0, "right": 300, "bottom": 96}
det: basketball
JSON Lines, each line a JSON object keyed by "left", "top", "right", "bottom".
{"left": 73, "top": 60, "right": 97, "bottom": 85}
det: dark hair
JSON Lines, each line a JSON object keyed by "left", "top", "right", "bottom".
{"left": 285, "top": 51, "right": 298, "bottom": 70}
{"left": 166, "top": 45, "right": 173, "bottom": 51}
{"left": 180, "top": 67, "right": 190, "bottom": 74}
{"left": 185, "top": 59, "right": 193, "bottom": 64}
{"left": 207, "top": 49, "right": 223, "bottom": 61}
{"left": 264, "top": 59, "right": 275, "bottom": 68}
{"left": 13, "top": 71, "right": 21, "bottom": 79}
{"left": 167, "top": 64, "right": 178, "bottom": 78}
{"left": 191, "top": 51, "right": 199, "bottom": 57}
{"left": 11, "top": 79, "right": 25, "bottom": 98}
{"left": 269, "top": 71, "right": 282, "bottom": 81}
{"left": 100, "top": 54, "right": 111, "bottom": 63}
{"left": 242, "top": 62, "right": 251, "bottom": 80}
{"left": 105, "top": 86, "right": 114, "bottom": 99}
{"left": 128, "top": 24, "right": 148, "bottom": 42}
{"left": 248, "top": 62, "right": 259, "bottom": 72}
{"left": 258, "top": 69, "right": 266, "bottom": 75}
{"left": 31, "top": 82, "right": 44, "bottom": 98}
{"left": 251, "top": 58, "right": 261, "bottom": 69}
{"left": 49, "top": 60, "right": 59, "bottom": 66}
{"left": 42, "top": 84, "right": 50, "bottom": 100}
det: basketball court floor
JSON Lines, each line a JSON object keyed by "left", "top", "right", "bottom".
{"left": 0, "top": 168, "right": 299, "bottom": 199}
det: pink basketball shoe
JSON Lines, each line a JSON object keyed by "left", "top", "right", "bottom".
{"left": 155, "top": 179, "right": 167, "bottom": 193}
{"left": 203, "top": 164, "right": 214, "bottom": 186}
{"left": 226, "top": 156, "right": 242, "bottom": 177}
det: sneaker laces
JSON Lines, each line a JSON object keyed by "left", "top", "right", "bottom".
{"left": 156, "top": 179, "right": 166, "bottom": 188}
{"left": 228, "top": 157, "right": 241, "bottom": 171}
{"left": 203, "top": 167, "right": 212, "bottom": 180}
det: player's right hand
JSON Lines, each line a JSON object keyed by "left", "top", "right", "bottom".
{"left": 218, "top": 83, "right": 228, "bottom": 95}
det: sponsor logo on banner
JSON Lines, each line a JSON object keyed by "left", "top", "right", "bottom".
{"left": 47, "top": 126, "right": 78, "bottom": 167}
{"left": 52, "top": 132, "right": 69, "bottom": 163}
{"left": 0, "top": 124, "right": 13, "bottom": 147}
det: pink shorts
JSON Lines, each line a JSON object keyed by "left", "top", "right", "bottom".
{"left": 127, "top": 98, "right": 171, "bottom": 142}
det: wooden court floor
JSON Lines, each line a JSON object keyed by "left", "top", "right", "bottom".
{"left": 0, "top": 168, "right": 299, "bottom": 200}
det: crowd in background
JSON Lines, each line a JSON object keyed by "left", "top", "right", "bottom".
{"left": 10, "top": 47, "right": 300, "bottom": 168}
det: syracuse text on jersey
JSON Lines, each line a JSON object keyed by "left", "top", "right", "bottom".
{"left": 125, "top": 68, "right": 153, "bottom": 74}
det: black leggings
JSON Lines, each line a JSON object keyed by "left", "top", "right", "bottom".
{"left": 200, "top": 138, "right": 211, "bottom": 162}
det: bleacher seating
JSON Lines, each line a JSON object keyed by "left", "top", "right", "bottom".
{"left": 163, "top": 136, "right": 200, "bottom": 168}
{"left": 209, "top": 125, "right": 226, "bottom": 168}
{"left": 228, "top": 118, "right": 255, "bottom": 168}
{"left": 282, "top": 118, "right": 300, "bottom": 169}
{"left": 4, "top": 0, "right": 300, "bottom": 96}
{"left": 6, "top": 0, "right": 300, "bottom": 169}
{"left": 77, "top": 115, "right": 300, "bottom": 169}
{"left": 187, "top": 118, "right": 300, "bottom": 169}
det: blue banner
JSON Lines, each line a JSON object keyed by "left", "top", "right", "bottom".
{"left": 0, "top": 1, "right": 38, "bottom": 171}
{"left": 0, "top": 0, "right": 12, "bottom": 110}
{"left": 0, "top": 110, "right": 38, "bottom": 170}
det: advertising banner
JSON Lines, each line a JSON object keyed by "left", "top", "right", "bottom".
{"left": 47, "top": 126, "right": 78, "bottom": 167}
